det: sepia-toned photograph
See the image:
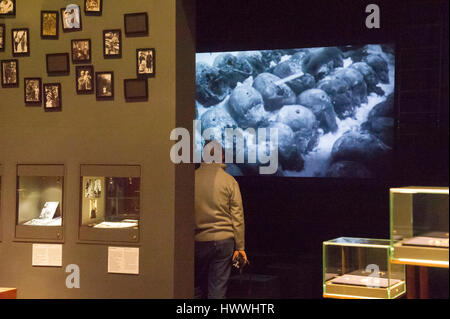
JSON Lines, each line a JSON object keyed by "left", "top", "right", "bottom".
{"left": 0, "top": 24, "right": 5, "bottom": 52}
{"left": 1, "top": 59, "right": 18, "bottom": 88}
{"left": 0, "top": 0, "right": 15, "bottom": 16}
{"left": 96, "top": 71, "right": 114, "bottom": 100}
{"left": 41, "top": 11, "right": 59, "bottom": 39}
{"left": 61, "top": 4, "right": 82, "bottom": 32}
{"left": 43, "top": 83, "right": 62, "bottom": 111}
{"left": 76, "top": 65, "right": 94, "bottom": 95}
{"left": 103, "top": 29, "right": 121, "bottom": 58}
{"left": 12, "top": 28, "right": 30, "bottom": 57}
{"left": 71, "top": 39, "right": 91, "bottom": 64}
{"left": 124, "top": 12, "right": 148, "bottom": 37}
{"left": 85, "top": 0, "right": 102, "bottom": 16}
{"left": 136, "top": 48, "right": 155, "bottom": 78}
{"left": 24, "top": 78, "right": 42, "bottom": 106}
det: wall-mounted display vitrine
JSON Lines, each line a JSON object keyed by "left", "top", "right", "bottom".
{"left": 79, "top": 165, "right": 141, "bottom": 243}
{"left": 390, "top": 187, "right": 449, "bottom": 268}
{"left": 16, "top": 164, "right": 65, "bottom": 241}
{"left": 323, "top": 237, "right": 406, "bottom": 299}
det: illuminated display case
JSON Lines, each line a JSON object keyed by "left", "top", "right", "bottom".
{"left": 323, "top": 237, "right": 406, "bottom": 299}
{"left": 15, "top": 164, "right": 65, "bottom": 241}
{"left": 79, "top": 165, "right": 140, "bottom": 243}
{"left": 390, "top": 187, "right": 449, "bottom": 268}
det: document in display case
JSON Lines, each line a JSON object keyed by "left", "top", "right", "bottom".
{"left": 79, "top": 165, "right": 140, "bottom": 243}
{"left": 16, "top": 165, "right": 65, "bottom": 241}
{"left": 390, "top": 187, "right": 449, "bottom": 268}
{"left": 323, "top": 237, "right": 406, "bottom": 299}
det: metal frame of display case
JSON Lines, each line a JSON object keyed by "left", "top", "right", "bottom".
{"left": 323, "top": 238, "right": 406, "bottom": 299}
{"left": 14, "top": 164, "right": 65, "bottom": 242}
{"left": 78, "top": 164, "right": 141, "bottom": 244}
{"left": 390, "top": 187, "right": 449, "bottom": 269}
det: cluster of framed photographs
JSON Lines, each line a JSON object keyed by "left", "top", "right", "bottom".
{"left": 1, "top": 0, "right": 154, "bottom": 109}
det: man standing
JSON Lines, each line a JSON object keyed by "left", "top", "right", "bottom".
{"left": 194, "top": 140, "right": 247, "bottom": 299}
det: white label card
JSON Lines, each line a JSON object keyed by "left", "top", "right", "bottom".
{"left": 32, "top": 244, "right": 63, "bottom": 267}
{"left": 108, "top": 247, "right": 139, "bottom": 275}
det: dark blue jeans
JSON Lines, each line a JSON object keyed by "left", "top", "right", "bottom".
{"left": 194, "top": 238, "right": 235, "bottom": 299}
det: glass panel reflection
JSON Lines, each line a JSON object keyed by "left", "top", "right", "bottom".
{"left": 81, "top": 176, "right": 140, "bottom": 229}
{"left": 17, "top": 176, "right": 63, "bottom": 226}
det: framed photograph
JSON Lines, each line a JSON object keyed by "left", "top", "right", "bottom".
{"left": 136, "top": 48, "right": 155, "bottom": 78}
{"left": 41, "top": 11, "right": 59, "bottom": 39}
{"left": 24, "top": 78, "right": 42, "bottom": 106}
{"left": 103, "top": 29, "right": 121, "bottom": 58}
{"left": 124, "top": 12, "right": 148, "bottom": 37}
{"left": 95, "top": 71, "right": 114, "bottom": 100}
{"left": 1, "top": 59, "right": 18, "bottom": 88}
{"left": 60, "top": 5, "right": 82, "bottom": 32}
{"left": 0, "top": 24, "right": 5, "bottom": 52}
{"left": 71, "top": 39, "right": 91, "bottom": 64}
{"left": 0, "top": 0, "right": 15, "bottom": 17}
{"left": 43, "top": 83, "right": 62, "bottom": 111}
{"left": 84, "top": 0, "right": 102, "bottom": 16}
{"left": 46, "top": 53, "right": 70, "bottom": 76}
{"left": 11, "top": 28, "right": 30, "bottom": 57}
{"left": 124, "top": 79, "right": 148, "bottom": 102}
{"left": 76, "top": 65, "right": 94, "bottom": 95}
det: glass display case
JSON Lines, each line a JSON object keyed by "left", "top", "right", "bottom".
{"left": 323, "top": 237, "right": 406, "bottom": 299}
{"left": 390, "top": 187, "right": 449, "bottom": 268}
{"left": 79, "top": 165, "right": 140, "bottom": 243}
{"left": 15, "top": 164, "right": 64, "bottom": 241}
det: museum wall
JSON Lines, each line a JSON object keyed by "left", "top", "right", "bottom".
{"left": 0, "top": 0, "right": 195, "bottom": 298}
{"left": 197, "top": 0, "right": 449, "bottom": 298}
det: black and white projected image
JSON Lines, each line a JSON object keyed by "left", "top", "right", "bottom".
{"left": 195, "top": 44, "right": 395, "bottom": 178}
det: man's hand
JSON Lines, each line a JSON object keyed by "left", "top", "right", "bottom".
{"left": 232, "top": 250, "right": 248, "bottom": 266}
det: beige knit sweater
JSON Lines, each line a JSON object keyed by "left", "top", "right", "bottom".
{"left": 194, "top": 163, "right": 245, "bottom": 250}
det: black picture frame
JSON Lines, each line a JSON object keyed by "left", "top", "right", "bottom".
{"left": 1, "top": 59, "right": 18, "bottom": 88}
{"left": 103, "top": 29, "right": 122, "bottom": 59}
{"left": 84, "top": 0, "right": 102, "bottom": 16}
{"left": 95, "top": 71, "right": 114, "bottom": 100}
{"left": 11, "top": 28, "right": 30, "bottom": 57}
{"left": 41, "top": 11, "right": 59, "bottom": 40}
{"left": 60, "top": 5, "right": 82, "bottom": 33}
{"left": 24, "top": 78, "right": 42, "bottom": 106}
{"left": 124, "top": 78, "right": 148, "bottom": 102}
{"left": 136, "top": 48, "right": 155, "bottom": 78}
{"left": 0, "top": 0, "right": 15, "bottom": 17}
{"left": 46, "top": 53, "right": 70, "bottom": 76}
{"left": 71, "top": 39, "right": 91, "bottom": 64}
{"left": 75, "top": 65, "right": 94, "bottom": 95}
{"left": 124, "top": 12, "right": 148, "bottom": 37}
{"left": 0, "top": 24, "right": 5, "bottom": 52}
{"left": 43, "top": 83, "right": 62, "bottom": 112}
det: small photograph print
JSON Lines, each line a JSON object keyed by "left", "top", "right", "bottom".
{"left": 41, "top": 11, "right": 59, "bottom": 39}
{"left": 136, "top": 48, "right": 155, "bottom": 78}
{"left": 61, "top": 4, "right": 82, "bottom": 32}
{"left": 85, "top": 0, "right": 102, "bottom": 16}
{"left": 12, "top": 28, "right": 30, "bottom": 56}
{"left": 71, "top": 39, "right": 91, "bottom": 63}
{"left": 46, "top": 53, "right": 70, "bottom": 76}
{"left": 1, "top": 59, "right": 18, "bottom": 88}
{"left": 124, "top": 78, "right": 148, "bottom": 102}
{"left": 0, "top": 0, "right": 15, "bottom": 16}
{"left": 43, "top": 83, "right": 62, "bottom": 111}
{"left": 24, "top": 78, "right": 42, "bottom": 106}
{"left": 95, "top": 72, "right": 114, "bottom": 100}
{"left": 0, "top": 24, "right": 5, "bottom": 51}
{"left": 76, "top": 65, "right": 94, "bottom": 95}
{"left": 103, "top": 29, "right": 121, "bottom": 58}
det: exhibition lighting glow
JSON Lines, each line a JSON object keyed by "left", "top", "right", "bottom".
{"left": 390, "top": 188, "right": 449, "bottom": 194}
